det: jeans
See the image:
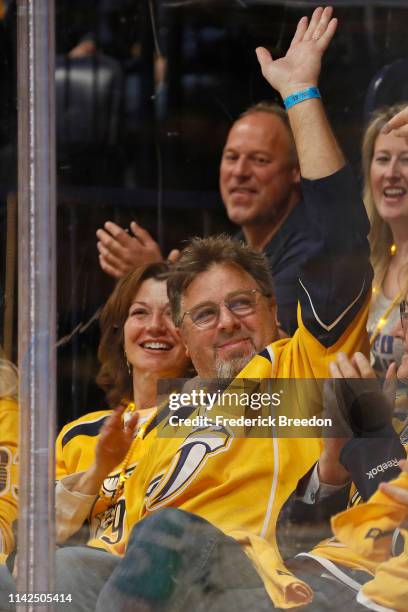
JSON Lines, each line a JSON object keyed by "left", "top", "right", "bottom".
{"left": 55, "top": 545, "right": 120, "bottom": 612}
{"left": 0, "top": 565, "right": 16, "bottom": 612}
{"left": 96, "top": 508, "right": 275, "bottom": 612}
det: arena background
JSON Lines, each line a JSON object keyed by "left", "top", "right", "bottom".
{"left": 1, "top": 0, "right": 408, "bottom": 427}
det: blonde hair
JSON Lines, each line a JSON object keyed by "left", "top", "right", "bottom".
{"left": 0, "top": 358, "right": 18, "bottom": 400}
{"left": 362, "top": 102, "right": 408, "bottom": 289}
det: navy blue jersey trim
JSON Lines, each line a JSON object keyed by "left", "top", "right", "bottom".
{"left": 259, "top": 348, "right": 272, "bottom": 362}
{"left": 61, "top": 415, "right": 108, "bottom": 448}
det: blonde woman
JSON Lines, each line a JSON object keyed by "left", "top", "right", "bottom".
{"left": 363, "top": 103, "right": 408, "bottom": 379}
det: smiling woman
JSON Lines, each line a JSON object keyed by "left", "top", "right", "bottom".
{"left": 122, "top": 277, "right": 188, "bottom": 400}
{"left": 53, "top": 263, "right": 191, "bottom": 602}
{"left": 363, "top": 104, "right": 408, "bottom": 379}
{"left": 98, "top": 263, "right": 190, "bottom": 410}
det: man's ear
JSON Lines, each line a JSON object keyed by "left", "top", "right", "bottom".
{"left": 272, "top": 299, "right": 290, "bottom": 339}
{"left": 177, "top": 326, "right": 190, "bottom": 358}
{"left": 267, "top": 296, "right": 278, "bottom": 323}
{"left": 268, "top": 295, "right": 277, "bottom": 313}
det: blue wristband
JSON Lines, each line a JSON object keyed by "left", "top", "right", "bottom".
{"left": 283, "top": 87, "right": 321, "bottom": 110}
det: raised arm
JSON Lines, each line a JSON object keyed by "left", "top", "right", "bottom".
{"left": 256, "top": 6, "right": 343, "bottom": 179}
{"left": 256, "top": 6, "right": 372, "bottom": 348}
{"left": 74, "top": 407, "right": 139, "bottom": 494}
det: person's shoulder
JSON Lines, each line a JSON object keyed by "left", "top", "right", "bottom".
{"left": 0, "top": 398, "right": 18, "bottom": 442}
{"left": 281, "top": 199, "right": 307, "bottom": 236}
{"left": 237, "top": 339, "right": 290, "bottom": 379}
{"left": 61, "top": 408, "right": 112, "bottom": 429}
{"left": 0, "top": 397, "right": 18, "bottom": 414}
{"left": 263, "top": 201, "right": 307, "bottom": 255}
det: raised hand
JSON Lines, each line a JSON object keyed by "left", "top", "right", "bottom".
{"left": 73, "top": 406, "right": 140, "bottom": 496}
{"left": 326, "top": 351, "right": 398, "bottom": 449}
{"left": 382, "top": 106, "right": 408, "bottom": 140}
{"left": 93, "top": 405, "right": 139, "bottom": 478}
{"left": 319, "top": 352, "right": 393, "bottom": 486}
{"left": 329, "top": 351, "right": 377, "bottom": 380}
{"left": 330, "top": 352, "right": 397, "bottom": 405}
{"left": 96, "top": 221, "right": 163, "bottom": 279}
{"left": 255, "top": 6, "right": 337, "bottom": 99}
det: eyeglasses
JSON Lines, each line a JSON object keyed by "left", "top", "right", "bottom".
{"left": 181, "top": 289, "right": 269, "bottom": 329}
{"left": 400, "top": 300, "right": 408, "bottom": 329}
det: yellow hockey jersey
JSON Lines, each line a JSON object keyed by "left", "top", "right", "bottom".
{"left": 330, "top": 470, "right": 408, "bottom": 611}
{"left": 124, "top": 165, "right": 373, "bottom": 607}
{"left": 55, "top": 407, "right": 154, "bottom": 557}
{"left": 122, "top": 166, "right": 372, "bottom": 607}
{"left": 125, "top": 299, "right": 370, "bottom": 607}
{"left": 298, "top": 439, "right": 408, "bottom": 577}
{"left": 0, "top": 398, "right": 18, "bottom": 564}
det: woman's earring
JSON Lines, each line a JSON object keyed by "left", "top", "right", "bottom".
{"left": 124, "top": 352, "right": 132, "bottom": 375}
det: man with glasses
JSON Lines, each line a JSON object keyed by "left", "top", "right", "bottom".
{"left": 92, "top": 8, "right": 376, "bottom": 611}
{"left": 171, "top": 235, "right": 278, "bottom": 381}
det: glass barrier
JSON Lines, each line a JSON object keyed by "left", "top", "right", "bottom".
{"left": 1, "top": 1, "right": 408, "bottom": 609}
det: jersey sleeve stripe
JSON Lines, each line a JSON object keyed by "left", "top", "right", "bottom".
{"left": 299, "top": 277, "right": 366, "bottom": 332}
{"left": 61, "top": 415, "right": 108, "bottom": 448}
{"left": 258, "top": 347, "right": 275, "bottom": 364}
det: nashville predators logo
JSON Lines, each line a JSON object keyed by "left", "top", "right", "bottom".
{"left": 365, "top": 527, "right": 394, "bottom": 540}
{"left": 145, "top": 424, "right": 232, "bottom": 511}
{"left": 100, "top": 464, "right": 137, "bottom": 497}
{"left": 91, "top": 464, "right": 137, "bottom": 546}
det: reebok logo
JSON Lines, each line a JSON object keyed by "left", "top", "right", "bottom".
{"left": 366, "top": 458, "right": 399, "bottom": 479}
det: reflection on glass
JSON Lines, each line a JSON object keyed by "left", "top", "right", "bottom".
{"left": 1, "top": 1, "right": 408, "bottom": 609}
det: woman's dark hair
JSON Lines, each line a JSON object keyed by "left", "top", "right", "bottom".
{"left": 96, "top": 262, "right": 170, "bottom": 407}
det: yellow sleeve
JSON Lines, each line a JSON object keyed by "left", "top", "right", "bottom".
{"left": 55, "top": 409, "right": 111, "bottom": 480}
{"left": 0, "top": 399, "right": 19, "bottom": 559}
{"left": 55, "top": 424, "right": 69, "bottom": 481}
{"left": 280, "top": 294, "right": 371, "bottom": 379}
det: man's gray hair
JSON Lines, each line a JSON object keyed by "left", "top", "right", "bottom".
{"left": 167, "top": 234, "right": 274, "bottom": 326}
